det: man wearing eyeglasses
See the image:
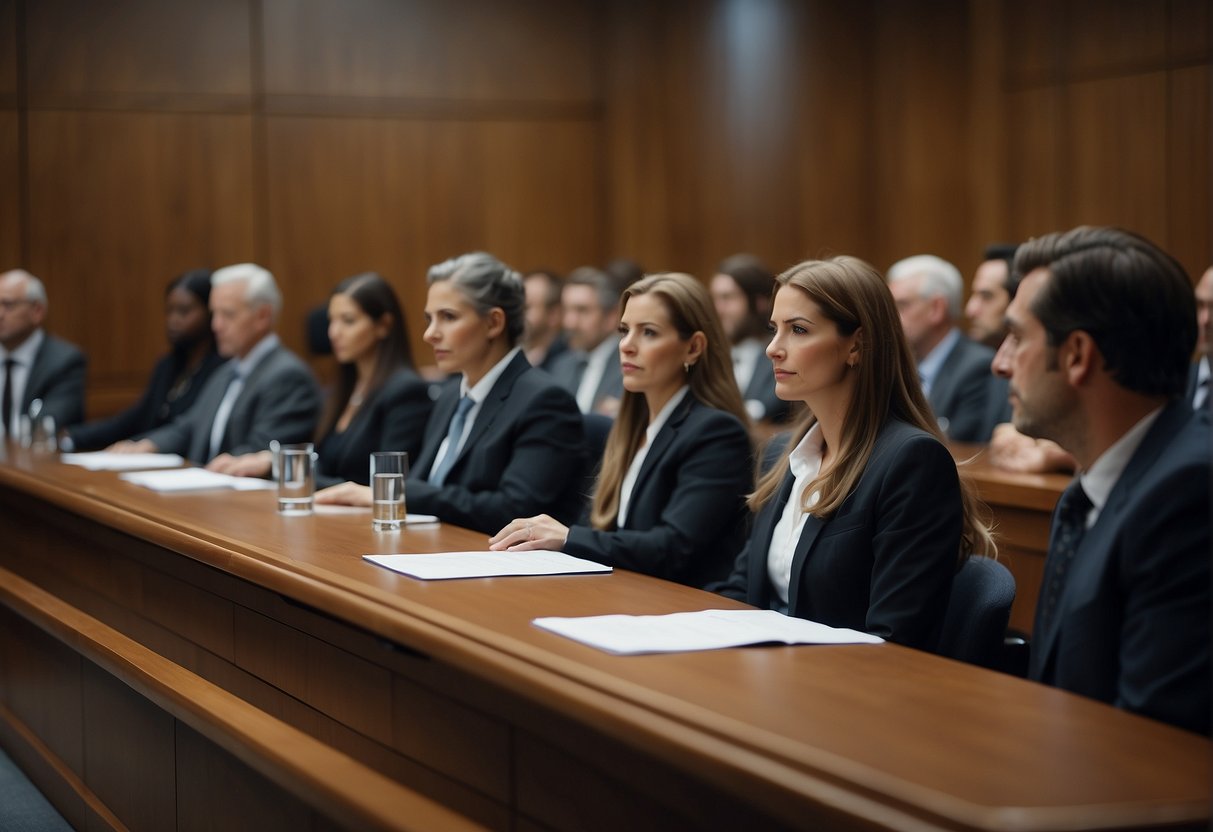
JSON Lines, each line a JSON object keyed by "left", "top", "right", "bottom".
{"left": 0, "top": 269, "right": 86, "bottom": 438}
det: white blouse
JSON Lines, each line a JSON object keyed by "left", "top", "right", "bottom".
{"left": 766, "top": 422, "right": 825, "bottom": 609}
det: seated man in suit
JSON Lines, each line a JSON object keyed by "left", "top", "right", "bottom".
{"left": 111, "top": 263, "right": 321, "bottom": 468}
{"left": 710, "top": 254, "right": 790, "bottom": 424}
{"left": 521, "top": 269, "right": 568, "bottom": 371}
{"left": 993, "top": 226, "right": 1209, "bottom": 735}
{"left": 0, "top": 269, "right": 87, "bottom": 435}
{"left": 888, "top": 254, "right": 1001, "bottom": 442}
{"left": 548, "top": 266, "right": 624, "bottom": 416}
{"left": 964, "top": 243, "right": 1018, "bottom": 350}
{"left": 1190, "top": 266, "right": 1212, "bottom": 411}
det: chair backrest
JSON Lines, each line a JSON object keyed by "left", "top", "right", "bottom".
{"left": 937, "top": 556, "right": 1016, "bottom": 669}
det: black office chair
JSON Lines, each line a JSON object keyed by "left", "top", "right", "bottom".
{"left": 937, "top": 556, "right": 1016, "bottom": 669}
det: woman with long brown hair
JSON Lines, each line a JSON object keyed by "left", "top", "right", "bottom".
{"left": 715, "top": 256, "right": 993, "bottom": 649}
{"left": 491, "top": 273, "right": 753, "bottom": 589}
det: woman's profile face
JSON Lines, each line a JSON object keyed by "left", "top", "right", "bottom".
{"left": 766, "top": 286, "right": 857, "bottom": 405}
{"left": 422, "top": 280, "right": 494, "bottom": 375}
{"left": 327, "top": 293, "right": 385, "bottom": 366}
{"left": 617, "top": 293, "right": 695, "bottom": 400}
{"left": 165, "top": 286, "right": 210, "bottom": 347}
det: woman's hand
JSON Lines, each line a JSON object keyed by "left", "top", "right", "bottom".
{"left": 106, "top": 439, "right": 157, "bottom": 454}
{"left": 207, "top": 449, "right": 272, "bottom": 477}
{"left": 489, "top": 514, "right": 570, "bottom": 551}
{"left": 315, "top": 481, "right": 373, "bottom": 507}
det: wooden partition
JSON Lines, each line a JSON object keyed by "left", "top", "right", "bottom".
{"left": 0, "top": 0, "right": 1208, "bottom": 420}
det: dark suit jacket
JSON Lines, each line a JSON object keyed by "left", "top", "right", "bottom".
{"left": 534, "top": 333, "right": 570, "bottom": 372}
{"left": 407, "top": 352, "right": 586, "bottom": 534}
{"left": 716, "top": 418, "right": 961, "bottom": 651}
{"left": 548, "top": 339, "right": 624, "bottom": 413}
{"left": 142, "top": 342, "right": 321, "bottom": 463}
{"left": 315, "top": 368, "right": 434, "bottom": 488}
{"left": 928, "top": 334, "right": 997, "bottom": 442}
{"left": 563, "top": 396, "right": 752, "bottom": 588}
{"left": 21, "top": 333, "right": 87, "bottom": 428}
{"left": 1186, "top": 357, "right": 1208, "bottom": 411}
{"left": 1029, "top": 401, "right": 1210, "bottom": 734}
{"left": 67, "top": 348, "right": 225, "bottom": 451}
{"left": 740, "top": 346, "right": 790, "bottom": 423}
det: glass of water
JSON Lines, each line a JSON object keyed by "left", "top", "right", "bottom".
{"left": 370, "top": 451, "right": 408, "bottom": 530}
{"left": 277, "top": 447, "right": 315, "bottom": 515}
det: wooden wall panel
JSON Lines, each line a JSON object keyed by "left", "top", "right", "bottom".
{"left": 264, "top": 116, "right": 600, "bottom": 362}
{"left": 24, "top": 0, "right": 251, "bottom": 104}
{"left": 1001, "top": 0, "right": 1061, "bottom": 88}
{"left": 262, "top": 0, "right": 598, "bottom": 103}
{"left": 0, "top": 110, "right": 19, "bottom": 270}
{"left": 1067, "top": 0, "right": 1169, "bottom": 77}
{"left": 1169, "top": 65, "right": 1213, "bottom": 278}
{"left": 0, "top": 0, "right": 15, "bottom": 101}
{"left": 1064, "top": 73, "right": 1169, "bottom": 245}
{"left": 1170, "top": 0, "right": 1212, "bottom": 64}
{"left": 26, "top": 111, "right": 256, "bottom": 414}
{"left": 1005, "top": 87, "right": 1065, "bottom": 245}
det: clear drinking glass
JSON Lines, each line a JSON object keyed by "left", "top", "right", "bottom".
{"left": 370, "top": 451, "right": 408, "bottom": 530}
{"left": 277, "top": 447, "right": 315, "bottom": 515}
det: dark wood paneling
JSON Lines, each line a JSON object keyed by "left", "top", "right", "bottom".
{"left": 24, "top": 0, "right": 251, "bottom": 101}
{"left": 1001, "top": 0, "right": 1062, "bottom": 88}
{"left": 1169, "top": 65, "right": 1213, "bottom": 278}
{"left": 1170, "top": 0, "right": 1212, "bottom": 64}
{"left": 262, "top": 0, "right": 597, "bottom": 102}
{"left": 1006, "top": 87, "right": 1065, "bottom": 244}
{"left": 0, "top": 0, "right": 15, "bottom": 100}
{"left": 0, "top": 110, "right": 19, "bottom": 269}
{"left": 1064, "top": 73, "right": 1169, "bottom": 244}
{"left": 1068, "top": 0, "right": 1170, "bottom": 78}
{"left": 25, "top": 111, "right": 256, "bottom": 415}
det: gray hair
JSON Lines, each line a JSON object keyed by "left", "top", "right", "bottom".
{"left": 565, "top": 266, "right": 620, "bottom": 312}
{"left": 887, "top": 254, "right": 963, "bottom": 320}
{"left": 211, "top": 263, "right": 282, "bottom": 320}
{"left": 1, "top": 269, "right": 48, "bottom": 312}
{"left": 428, "top": 252, "right": 525, "bottom": 345}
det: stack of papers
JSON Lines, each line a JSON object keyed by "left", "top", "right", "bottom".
{"left": 60, "top": 452, "right": 185, "bottom": 471}
{"left": 120, "top": 468, "right": 276, "bottom": 492}
{"left": 532, "top": 608, "right": 884, "bottom": 654}
{"left": 364, "top": 550, "right": 612, "bottom": 580}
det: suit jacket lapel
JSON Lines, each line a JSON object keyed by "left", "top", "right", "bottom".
{"left": 627, "top": 395, "right": 693, "bottom": 510}
{"left": 786, "top": 510, "right": 826, "bottom": 615}
{"left": 21, "top": 339, "right": 49, "bottom": 409}
{"left": 447, "top": 352, "right": 526, "bottom": 473}
{"left": 414, "top": 389, "right": 459, "bottom": 476}
{"left": 749, "top": 472, "right": 794, "bottom": 609}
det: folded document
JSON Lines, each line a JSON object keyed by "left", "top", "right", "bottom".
{"left": 120, "top": 468, "right": 276, "bottom": 492}
{"left": 364, "top": 550, "right": 612, "bottom": 580}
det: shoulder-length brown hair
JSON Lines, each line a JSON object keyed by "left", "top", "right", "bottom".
{"left": 590, "top": 273, "right": 751, "bottom": 529}
{"left": 750, "top": 257, "right": 993, "bottom": 559}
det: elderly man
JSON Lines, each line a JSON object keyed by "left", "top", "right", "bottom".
{"left": 549, "top": 266, "right": 624, "bottom": 416}
{"left": 887, "top": 254, "right": 1001, "bottom": 441}
{"left": 993, "top": 226, "right": 1209, "bottom": 735}
{"left": 112, "top": 263, "right": 320, "bottom": 469}
{"left": 0, "top": 269, "right": 86, "bottom": 435}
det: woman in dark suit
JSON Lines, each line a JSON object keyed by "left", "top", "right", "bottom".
{"left": 490, "top": 273, "right": 752, "bottom": 589}
{"left": 715, "top": 257, "right": 993, "bottom": 650}
{"left": 68, "top": 269, "right": 224, "bottom": 450}
{"left": 317, "top": 253, "right": 585, "bottom": 534}
{"left": 222, "top": 272, "right": 433, "bottom": 486}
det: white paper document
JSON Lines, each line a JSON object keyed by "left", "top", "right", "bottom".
{"left": 532, "top": 608, "right": 884, "bottom": 655}
{"left": 363, "top": 550, "right": 612, "bottom": 580}
{"left": 120, "top": 468, "right": 276, "bottom": 492}
{"left": 60, "top": 452, "right": 185, "bottom": 471}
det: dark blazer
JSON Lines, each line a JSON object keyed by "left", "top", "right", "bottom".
{"left": 315, "top": 368, "right": 434, "bottom": 489}
{"left": 716, "top": 418, "right": 961, "bottom": 651}
{"left": 563, "top": 396, "right": 752, "bottom": 589}
{"left": 534, "top": 333, "right": 570, "bottom": 372}
{"left": 1029, "top": 401, "right": 1210, "bottom": 734}
{"left": 66, "top": 348, "right": 225, "bottom": 451}
{"left": 548, "top": 339, "right": 624, "bottom": 413}
{"left": 928, "top": 334, "right": 998, "bottom": 442}
{"left": 739, "top": 345, "right": 790, "bottom": 423}
{"left": 22, "top": 333, "right": 87, "bottom": 428}
{"left": 1186, "top": 357, "right": 1208, "bottom": 410}
{"left": 407, "top": 351, "right": 586, "bottom": 534}
{"left": 142, "top": 342, "right": 321, "bottom": 463}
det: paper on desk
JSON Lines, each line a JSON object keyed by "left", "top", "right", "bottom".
{"left": 364, "top": 550, "right": 612, "bottom": 580}
{"left": 532, "top": 608, "right": 884, "bottom": 655}
{"left": 119, "top": 468, "right": 276, "bottom": 492}
{"left": 60, "top": 452, "right": 185, "bottom": 471}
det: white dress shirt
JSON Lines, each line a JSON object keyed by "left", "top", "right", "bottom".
{"left": 917, "top": 327, "right": 960, "bottom": 397}
{"left": 617, "top": 386, "right": 688, "bottom": 526}
{"left": 427, "top": 347, "right": 521, "bottom": 481}
{"left": 0, "top": 328, "right": 44, "bottom": 437}
{"left": 1076, "top": 406, "right": 1163, "bottom": 530}
{"left": 208, "top": 333, "right": 279, "bottom": 459}
{"left": 766, "top": 422, "right": 825, "bottom": 609}
{"left": 576, "top": 336, "right": 619, "bottom": 413}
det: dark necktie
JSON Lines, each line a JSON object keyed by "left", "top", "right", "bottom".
{"left": 1035, "top": 482, "right": 1093, "bottom": 639}
{"left": 429, "top": 396, "right": 474, "bottom": 486}
{"left": 2, "top": 358, "right": 14, "bottom": 438}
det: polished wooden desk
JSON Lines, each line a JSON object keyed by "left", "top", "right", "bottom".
{"left": 950, "top": 445, "right": 1072, "bottom": 635}
{"left": 0, "top": 445, "right": 1207, "bottom": 831}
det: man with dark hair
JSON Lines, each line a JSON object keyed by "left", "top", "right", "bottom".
{"left": 549, "top": 266, "right": 624, "bottom": 416}
{"left": 965, "top": 243, "right": 1018, "bottom": 349}
{"left": 992, "top": 226, "right": 1209, "bottom": 734}
{"left": 710, "top": 254, "right": 788, "bottom": 422}
{"left": 1189, "top": 266, "right": 1212, "bottom": 410}
{"left": 521, "top": 269, "right": 568, "bottom": 371}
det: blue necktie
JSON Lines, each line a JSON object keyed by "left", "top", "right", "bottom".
{"left": 1035, "top": 482, "right": 1093, "bottom": 639}
{"left": 429, "top": 396, "right": 474, "bottom": 486}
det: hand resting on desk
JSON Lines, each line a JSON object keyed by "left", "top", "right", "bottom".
{"left": 489, "top": 514, "right": 569, "bottom": 551}
{"left": 315, "top": 481, "right": 372, "bottom": 507}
